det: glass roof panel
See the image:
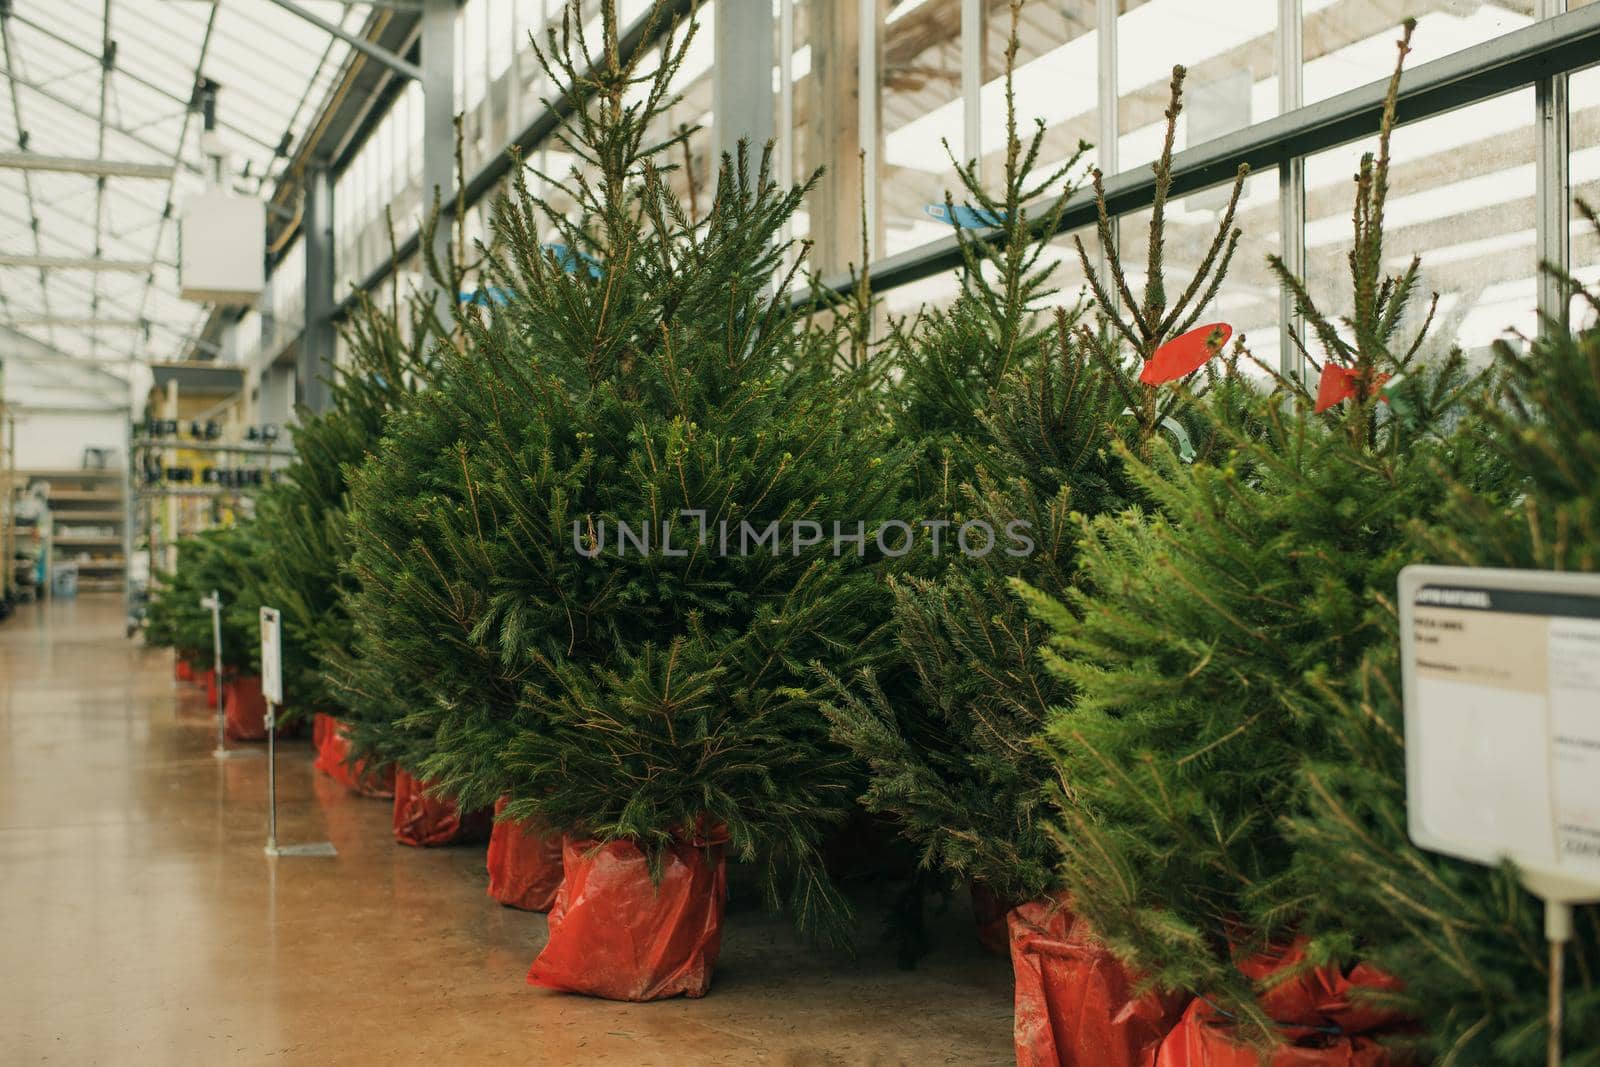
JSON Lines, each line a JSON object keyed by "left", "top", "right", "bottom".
{"left": 1, "top": 0, "right": 371, "bottom": 365}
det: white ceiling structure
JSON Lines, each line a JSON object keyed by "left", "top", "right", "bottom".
{"left": 0, "top": 0, "right": 365, "bottom": 398}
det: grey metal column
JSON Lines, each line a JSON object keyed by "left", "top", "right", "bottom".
{"left": 777, "top": 0, "right": 795, "bottom": 251}
{"left": 300, "top": 164, "right": 336, "bottom": 414}
{"left": 421, "top": 0, "right": 456, "bottom": 304}
{"left": 1278, "top": 0, "right": 1306, "bottom": 384}
{"left": 859, "top": 0, "right": 881, "bottom": 262}
{"left": 1095, "top": 0, "right": 1118, "bottom": 306}
{"left": 961, "top": 0, "right": 983, "bottom": 184}
{"left": 1536, "top": 0, "right": 1570, "bottom": 332}
{"left": 714, "top": 0, "right": 775, "bottom": 177}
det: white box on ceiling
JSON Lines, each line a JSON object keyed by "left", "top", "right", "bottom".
{"left": 178, "top": 192, "right": 264, "bottom": 306}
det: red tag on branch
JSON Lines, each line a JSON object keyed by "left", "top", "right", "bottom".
{"left": 1314, "top": 364, "right": 1392, "bottom": 413}
{"left": 1140, "top": 323, "right": 1232, "bottom": 385}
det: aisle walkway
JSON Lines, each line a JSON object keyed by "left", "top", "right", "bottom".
{"left": 0, "top": 596, "right": 1012, "bottom": 1065}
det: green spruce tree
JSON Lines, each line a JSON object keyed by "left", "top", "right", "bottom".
{"left": 248, "top": 287, "right": 441, "bottom": 722}
{"left": 337, "top": 0, "right": 908, "bottom": 941}
{"left": 1283, "top": 204, "right": 1600, "bottom": 1063}
{"left": 328, "top": 303, "right": 517, "bottom": 789}
{"left": 886, "top": 2, "right": 1088, "bottom": 512}
{"left": 146, "top": 523, "right": 267, "bottom": 674}
{"left": 1017, "top": 21, "right": 1497, "bottom": 1038}
{"left": 825, "top": 13, "right": 1246, "bottom": 916}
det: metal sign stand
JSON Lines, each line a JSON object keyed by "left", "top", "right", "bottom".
{"left": 1519, "top": 869, "right": 1599, "bottom": 1067}
{"left": 204, "top": 589, "right": 259, "bottom": 761}
{"left": 259, "top": 606, "right": 335, "bottom": 858}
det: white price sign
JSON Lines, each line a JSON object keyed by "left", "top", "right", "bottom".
{"left": 1402, "top": 566, "right": 1600, "bottom": 891}
{"left": 259, "top": 606, "right": 283, "bottom": 706}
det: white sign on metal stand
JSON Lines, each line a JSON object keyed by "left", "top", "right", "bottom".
{"left": 259, "top": 606, "right": 335, "bottom": 859}
{"left": 1400, "top": 566, "right": 1600, "bottom": 1067}
{"left": 204, "top": 590, "right": 259, "bottom": 761}
{"left": 261, "top": 605, "right": 282, "bottom": 707}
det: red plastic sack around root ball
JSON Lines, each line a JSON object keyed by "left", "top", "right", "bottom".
{"left": 527, "top": 834, "right": 728, "bottom": 1002}
{"left": 1239, "top": 941, "right": 1407, "bottom": 1038}
{"left": 203, "top": 668, "right": 219, "bottom": 708}
{"left": 1155, "top": 940, "right": 1410, "bottom": 1067}
{"left": 224, "top": 674, "right": 268, "bottom": 741}
{"left": 971, "top": 881, "right": 1012, "bottom": 957}
{"left": 1010, "top": 899, "right": 1190, "bottom": 1067}
{"left": 312, "top": 713, "right": 395, "bottom": 798}
{"left": 486, "top": 797, "right": 564, "bottom": 911}
{"left": 391, "top": 769, "right": 491, "bottom": 847}
{"left": 1155, "top": 1000, "right": 1398, "bottom": 1067}
{"left": 175, "top": 655, "right": 194, "bottom": 682}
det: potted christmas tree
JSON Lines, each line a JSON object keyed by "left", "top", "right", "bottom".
{"left": 329, "top": 189, "right": 543, "bottom": 855}
{"left": 338, "top": 0, "right": 907, "bottom": 956}
{"left": 481, "top": 0, "right": 906, "bottom": 997}
{"left": 332, "top": 290, "right": 542, "bottom": 853}
{"left": 824, "top": 0, "right": 1092, "bottom": 958}
{"left": 827, "top": 15, "right": 1246, "bottom": 1063}
{"left": 250, "top": 285, "right": 441, "bottom": 798}
{"left": 332, "top": 323, "right": 502, "bottom": 844}
{"left": 147, "top": 525, "right": 269, "bottom": 735}
{"left": 1018, "top": 22, "right": 1497, "bottom": 1060}
{"left": 1281, "top": 205, "right": 1600, "bottom": 1063}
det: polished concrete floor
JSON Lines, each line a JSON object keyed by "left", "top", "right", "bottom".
{"left": 0, "top": 595, "right": 1013, "bottom": 1065}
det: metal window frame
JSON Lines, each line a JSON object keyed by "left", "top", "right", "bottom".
{"left": 777, "top": 0, "right": 795, "bottom": 263}
{"left": 860, "top": 0, "right": 880, "bottom": 263}
{"left": 294, "top": 0, "right": 1600, "bottom": 343}
{"left": 1535, "top": 0, "right": 1571, "bottom": 332}
{"left": 1278, "top": 0, "right": 1305, "bottom": 383}
{"left": 0, "top": 153, "right": 174, "bottom": 179}
{"left": 961, "top": 0, "right": 982, "bottom": 184}
{"left": 332, "top": 0, "right": 696, "bottom": 321}
{"left": 802, "top": 2, "right": 1600, "bottom": 305}
{"left": 267, "top": 0, "right": 424, "bottom": 81}
{"left": 1095, "top": 0, "right": 1118, "bottom": 306}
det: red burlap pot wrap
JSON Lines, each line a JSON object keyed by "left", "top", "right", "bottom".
{"left": 972, "top": 881, "right": 1013, "bottom": 957}
{"left": 223, "top": 674, "right": 268, "bottom": 741}
{"left": 526, "top": 833, "right": 728, "bottom": 1001}
{"left": 1156, "top": 941, "right": 1410, "bottom": 1067}
{"left": 1010, "top": 899, "right": 1189, "bottom": 1067}
{"left": 312, "top": 712, "right": 394, "bottom": 798}
{"left": 486, "top": 797, "right": 564, "bottom": 911}
{"left": 391, "top": 769, "right": 490, "bottom": 847}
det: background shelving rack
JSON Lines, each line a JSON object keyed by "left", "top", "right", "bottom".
{"left": 14, "top": 467, "right": 131, "bottom": 596}
{"left": 0, "top": 399, "right": 16, "bottom": 611}
{"left": 128, "top": 433, "right": 291, "bottom": 630}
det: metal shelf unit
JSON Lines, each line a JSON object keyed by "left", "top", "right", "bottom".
{"left": 129, "top": 433, "right": 291, "bottom": 625}
{"left": 0, "top": 405, "right": 14, "bottom": 608}
{"left": 19, "top": 468, "right": 129, "bottom": 598}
